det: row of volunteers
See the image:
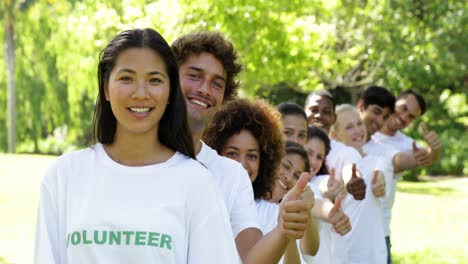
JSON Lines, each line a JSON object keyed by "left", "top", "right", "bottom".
{"left": 34, "top": 28, "right": 441, "bottom": 264}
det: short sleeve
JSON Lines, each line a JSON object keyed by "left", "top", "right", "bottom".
{"left": 187, "top": 172, "right": 241, "bottom": 264}
{"left": 229, "top": 166, "right": 261, "bottom": 237}
{"left": 34, "top": 160, "right": 66, "bottom": 264}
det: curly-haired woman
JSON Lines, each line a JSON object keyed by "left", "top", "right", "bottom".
{"left": 204, "top": 98, "right": 318, "bottom": 263}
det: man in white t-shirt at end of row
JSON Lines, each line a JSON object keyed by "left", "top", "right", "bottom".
{"left": 357, "top": 87, "right": 442, "bottom": 264}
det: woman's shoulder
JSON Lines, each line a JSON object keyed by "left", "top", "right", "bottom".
{"left": 40, "top": 145, "right": 100, "bottom": 187}
{"left": 48, "top": 145, "right": 98, "bottom": 168}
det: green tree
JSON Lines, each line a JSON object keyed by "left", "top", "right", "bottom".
{"left": 2, "top": 0, "right": 466, "bottom": 175}
{"left": 1, "top": 0, "right": 34, "bottom": 153}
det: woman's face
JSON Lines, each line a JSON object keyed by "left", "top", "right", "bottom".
{"left": 221, "top": 129, "right": 260, "bottom": 182}
{"left": 304, "top": 137, "right": 326, "bottom": 176}
{"left": 281, "top": 114, "right": 308, "bottom": 146}
{"left": 271, "top": 153, "right": 306, "bottom": 203}
{"left": 334, "top": 109, "right": 367, "bottom": 151}
{"left": 106, "top": 47, "right": 170, "bottom": 139}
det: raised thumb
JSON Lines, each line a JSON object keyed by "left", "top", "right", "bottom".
{"left": 372, "top": 170, "right": 379, "bottom": 184}
{"left": 284, "top": 172, "right": 311, "bottom": 201}
{"left": 327, "top": 173, "right": 335, "bottom": 188}
{"left": 412, "top": 141, "right": 419, "bottom": 152}
{"left": 421, "top": 122, "right": 429, "bottom": 136}
{"left": 292, "top": 172, "right": 311, "bottom": 194}
{"left": 351, "top": 163, "right": 357, "bottom": 179}
{"left": 330, "top": 195, "right": 342, "bottom": 214}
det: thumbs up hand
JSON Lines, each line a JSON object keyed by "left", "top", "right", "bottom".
{"left": 412, "top": 141, "right": 432, "bottom": 167}
{"left": 371, "top": 169, "right": 385, "bottom": 197}
{"left": 346, "top": 164, "right": 366, "bottom": 200}
{"left": 421, "top": 122, "right": 442, "bottom": 154}
{"left": 328, "top": 195, "right": 351, "bottom": 236}
{"left": 323, "top": 168, "right": 346, "bottom": 202}
{"left": 279, "top": 172, "right": 312, "bottom": 239}
{"left": 301, "top": 185, "right": 315, "bottom": 210}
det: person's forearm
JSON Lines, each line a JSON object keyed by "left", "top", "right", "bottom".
{"left": 235, "top": 228, "right": 263, "bottom": 263}
{"left": 393, "top": 151, "right": 418, "bottom": 173}
{"left": 431, "top": 147, "right": 442, "bottom": 163}
{"left": 300, "top": 213, "right": 319, "bottom": 256}
{"left": 282, "top": 240, "right": 301, "bottom": 264}
{"left": 245, "top": 226, "right": 289, "bottom": 264}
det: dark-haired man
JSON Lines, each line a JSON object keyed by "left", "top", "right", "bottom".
{"left": 362, "top": 88, "right": 442, "bottom": 263}
{"left": 357, "top": 85, "right": 395, "bottom": 139}
{"left": 377, "top": 89, "right": 442, "bottom": 167}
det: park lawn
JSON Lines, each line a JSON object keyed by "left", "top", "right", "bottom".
{"left": 0, "top": 154, "right": 55, "bottom": 264}
{"left": 391, "top": 178, "right": 468, "bottom": 263}
{"left": 0, "top": 154, "right": 467, "bottom": 263}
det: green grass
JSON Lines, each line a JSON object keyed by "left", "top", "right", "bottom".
{"left": 391, "top": 178, "right": 468, "bottom": 263}
{"left": 0, "top": 154, "right": 467, "bottom": 263}
{"left": 0, "top": 154, "right": 56, "bottom": 264}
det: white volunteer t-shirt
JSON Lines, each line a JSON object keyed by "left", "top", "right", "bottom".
{"left": 332, "top": 155, "right": 387, "bottom": 264}
{"left": 197, "top": 142, "right": 260, "bottom": 238}
{"left": 34, "top": 143, "right": 239, "bottom": 264}
{"left": 371, "top": 131, "right": 416, "bottom": 236}
{"left": 326, "top": 140, "right": 362, "bottom": 180}
{"left": 302, "top": 176, "right": 333, "bottom": 264}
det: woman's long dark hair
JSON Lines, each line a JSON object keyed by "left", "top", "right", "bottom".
{"left": 93, "top": 28, "right": 195, "bottom": 158}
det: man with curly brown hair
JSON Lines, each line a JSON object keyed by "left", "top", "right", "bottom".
{"left": 172, "top": 32, "right": 314, "bottom": 263}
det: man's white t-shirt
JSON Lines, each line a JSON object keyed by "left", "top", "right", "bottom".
{"left": 363, "top": 137, "right": 399, "bottom": 205}
{"left": 371, "top": 131, "right": 415, "bottom": 236}
{"left": 34, "top": 143, "right": 239, "bottom": 264}
{"left": 332, "top": 155, "right": 387, "bottom": 264}
{"left": 197, "top": 142, "right": 260, "bottom": 238}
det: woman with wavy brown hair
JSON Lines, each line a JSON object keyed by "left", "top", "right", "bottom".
{"left": 204, "top": 98, "right": 312, "bottom": 263}
{"left": 203, "top": 98, "right": 284, "bottom": 200}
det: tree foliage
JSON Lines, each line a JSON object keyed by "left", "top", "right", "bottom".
{"left": 0, "top": 0, "right": 466, "bottom": 175}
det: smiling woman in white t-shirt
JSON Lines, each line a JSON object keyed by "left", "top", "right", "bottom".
{"left": 34, "top": 28, "right": 240, "bottom": 264}
{"left": 203, "top": 99, "right": 317, "bottom": 263}
{"left": 330, "top": 104, "right": 390, "bottom": 264}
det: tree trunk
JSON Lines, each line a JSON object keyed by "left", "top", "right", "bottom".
{"left": 5, "top": 14, "right": 16, "bottom": 153}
